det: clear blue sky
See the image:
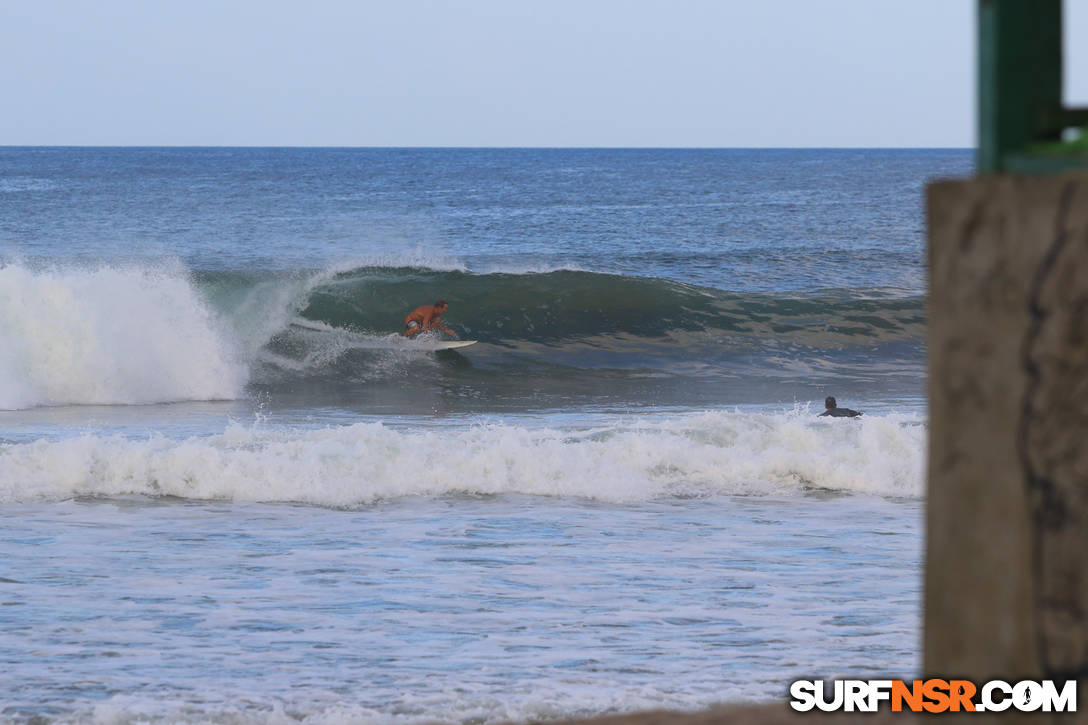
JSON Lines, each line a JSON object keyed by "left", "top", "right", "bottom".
{"left": 0, "top": 0, "right": 1080, "bottom": 147}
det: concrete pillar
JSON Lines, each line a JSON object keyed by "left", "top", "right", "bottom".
{"left": 927, "top": 172, "right": 1088, "bottom": 719}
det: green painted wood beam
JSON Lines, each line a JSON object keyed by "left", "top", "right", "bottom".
{"left": 978, "top": 0, "right": 1063, "bottom": 173}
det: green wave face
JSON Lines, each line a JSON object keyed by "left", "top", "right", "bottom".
{"left": 186, "top": 266, "right": 928, "bottom": 410}
{"left": 295, "top": 267, "right": 925, "bottom": 347}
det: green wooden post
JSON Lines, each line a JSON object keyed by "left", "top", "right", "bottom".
{"left": 978, "top": 0, "right": 1063, "bottom": 173}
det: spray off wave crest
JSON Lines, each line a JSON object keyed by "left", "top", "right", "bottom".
{"left": 0, "top": 261, "right": 353, "bottom": 410}
{"left": 0, "top": 411, "right": 925, "bottom": 505}
{"left": 0, "top": 263, "right": 250, "bottom": 410}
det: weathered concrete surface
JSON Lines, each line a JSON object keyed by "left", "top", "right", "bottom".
{"left": 927, "top": 173, "right": 1088, "bottom": 720}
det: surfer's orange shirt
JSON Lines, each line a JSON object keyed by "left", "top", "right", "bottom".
{"left": 405, "top": 305, "right": 441, "bottom": 326}
{"left": 403, "top": 301, "right": 458, "bottom": 338}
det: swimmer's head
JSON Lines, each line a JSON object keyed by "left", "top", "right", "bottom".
{"left": 825, "top": 396, "right": 837, "bottom": 410}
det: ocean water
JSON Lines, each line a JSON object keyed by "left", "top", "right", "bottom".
{"left": 0, "top": 148, "right": 969, "bottom": 723}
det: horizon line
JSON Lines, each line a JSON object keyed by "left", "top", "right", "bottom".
{"left": 0, "top": 144, "right": 974, "bottom": 151}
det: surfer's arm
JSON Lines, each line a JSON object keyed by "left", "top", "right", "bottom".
{"left": 424, "top": 311, "right": 457, "bottom": 337}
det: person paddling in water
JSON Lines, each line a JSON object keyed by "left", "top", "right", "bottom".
{"left": 818, "top": 396, "right": 862, "bottom": 418}
{"left": 403, "top": 299, "right": 459, "bottom": 339}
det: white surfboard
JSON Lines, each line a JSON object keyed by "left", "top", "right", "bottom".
{"left": 432, "top": 340, "right": 477, "bottom": 350}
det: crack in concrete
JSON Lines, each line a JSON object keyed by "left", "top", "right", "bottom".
{"left": 1018, "top": 180, "right": 1087, "bottom": 690}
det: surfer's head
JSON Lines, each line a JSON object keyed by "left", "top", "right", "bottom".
{"left": 825, "top": 396, "right": 837, "bottom": 410}
{"left": 435, "top": 300, "right": 448, "bottom": 313}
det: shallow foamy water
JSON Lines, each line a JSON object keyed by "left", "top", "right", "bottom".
{"left": 1, "top": 491, "right": 920, "bottom": 724}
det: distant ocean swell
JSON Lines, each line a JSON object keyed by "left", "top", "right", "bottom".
{"left": 0, "top": 410, "right": 925, "bottom": 504}
{"left": 0, "top": 262, "right": 925, "bottom": 409}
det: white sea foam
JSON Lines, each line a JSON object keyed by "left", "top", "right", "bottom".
{"left": 0, "top": 262, "right": 359, "bottom": 409}
{"left": 0, "top": 411, "right": 925, "bottom": 505}
{"left": 0, "top": 263, "right": 249, "bottom": 410}
{"left": 76, "top": 686, "right": 730, "bottom": 725}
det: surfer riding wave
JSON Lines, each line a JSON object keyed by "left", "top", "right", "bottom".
{"left": 403, "top": 300, "right": 459, "bottom": 339}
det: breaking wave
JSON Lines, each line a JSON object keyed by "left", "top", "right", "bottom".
{"left": 0, "top": 410, "right": 926, "bottom": 505}
{"left": 0, "top": 261, "right": 925, "bottom": 410}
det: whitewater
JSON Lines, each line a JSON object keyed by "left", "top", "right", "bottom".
{"left": 0, "top": 410, "right": 925, "bottom": 505}
{"left": 0, "top": 147, "right": 970, "bottom": 724}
